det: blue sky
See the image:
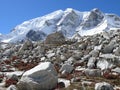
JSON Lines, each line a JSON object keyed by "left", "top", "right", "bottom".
{"left": 0, "top": 0, "right": 120, "bottom": 34}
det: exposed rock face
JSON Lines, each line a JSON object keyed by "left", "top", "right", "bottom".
{"left": 80, "top": 8, "right": 104, "bottom": 30}
{"left": 95, "top": 82, "right": 114, "bottom": 90}
{"left": 17, "top": 62, "right": 58, "bottom": 90}
{"left": 26, "top": 30, "right": 46, "bottom": 41}
{"left": 57, "top": 8, "right": 80, "bottom": 37}
{"left": 45, "top": 32, "right": 65, "bottom": 45}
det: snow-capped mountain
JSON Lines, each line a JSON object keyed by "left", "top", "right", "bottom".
{"left": 1, "top": 8, "right": 120, "bottom": 43}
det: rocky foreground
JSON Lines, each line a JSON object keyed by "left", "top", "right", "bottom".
{"left": 0, "top": 30, "right": 120, "bottom": 90}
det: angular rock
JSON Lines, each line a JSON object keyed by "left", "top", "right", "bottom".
{"left": 78, "top": 42, "right": 87, "bottom": 50}
{"left": 112, "top": 67, "right": 120, "bottom": 74}
{"left": 83, "top": 69, "right": 102, "bottom": 77}
{"left": 114, "top": 47, "right": 120, "bottom": 56}
{"left": 89, "top": 50, "right": 99, "bottom": 57}
{"left": 60, "top": 64, "right": 74, "bottom": 74}
{"left": 45, "top": 32, "right": 65, "bottom": 45}
{"left": 60, "top": 55, "right": 67, "bottom": 61}
{"left": 94, "top": 45, "right": 102, "bottom": 51}
{"left": 26, "top": 30, "right": 46, "bottom": 41}
{"left": 65, "top": 57, "right": 76, "bottom": 65}
{"left": 73, "top": 51, "right": 83, "bottom": 60}
{"left": 102, "top": 42, "right": 114, "bottom": 54}
{"left": 87, "top": 57, "right": 97, "bottom": 69}
{"left": 17, "top": 62, "right": 58, "bottom": 90}
{"left": 47, "top": 53, "right": 55, "bottom": 59}
{"left": 97, "top": 59, "right": 113, "bottom": 70}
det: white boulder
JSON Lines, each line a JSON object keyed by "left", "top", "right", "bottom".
{"left": 97, "top": 59, "right": 113, "bottom": 70}
{"left": 17, "top": 62, "right": 58, "bottom": 90}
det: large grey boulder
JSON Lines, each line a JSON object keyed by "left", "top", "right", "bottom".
{"left": 97, "top": 54, "right": 118, "bottom": 70}
{"left": 78, "top": 42, "right": 87, "bottom": 50}
{"left": 65, "top": 57, "right": 76, "bottom": 65}
{"left": 95, "top": 82, "right": 114, "bottom": 90}
{"left": 83, "top": 69, "right": 102, "bottom": 77}
{"left": 60, "top": 55, "right": 67, "bottom": 61}
{"left": 89, "top": 50, "right": 99, "bottom": 57}
{"left": 97, "top": 59, "right": 113, "bottom": 70}
{"left": 102, "top": 31, "right": 110, "bottom": 40}
{"left": 102, "top": 44, "right": 114, "bottom": 54}
{"left": 73, "top": 51, "right": 83, "bottom": 60}
{"left": 17, "top": 62, "right": 58, "bottom": 90}
{"left": 102, "top": 40, "right": 115, "bottom": 54}
{"left": 45, "top": 32, "right": 65, "bottom": 45}
{"left": 87, "top": 57, "right": 97, "bottom": 69}
{"left": 60, "top": 64, "right": 74, "bottom": 74}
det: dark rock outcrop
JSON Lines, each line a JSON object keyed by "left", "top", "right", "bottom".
{"left": 45, "top": 32, "right": 65, "bottom": 45}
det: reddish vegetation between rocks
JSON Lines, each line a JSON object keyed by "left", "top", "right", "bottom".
{"left": 103, "top": 72, "right": 120, "bottom": 79}
{"left": 5, "top": 78, "right": 18, "bottom": 87}
{"left": 0, "top": 55, "right": 39, "bottom": 72}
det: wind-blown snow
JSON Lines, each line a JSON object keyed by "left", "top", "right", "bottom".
{"left": 1, "top": 8, "right": 120, "bottom": 43}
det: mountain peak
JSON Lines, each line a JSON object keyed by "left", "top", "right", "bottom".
{"left": 1, "top": 8, "right": 120, "bottom": 43}
{"left": 65, "top": 8, "right": 74, "bottom": 12}
{"left": 91, "top": 8, "right": 101, "bottom": 12}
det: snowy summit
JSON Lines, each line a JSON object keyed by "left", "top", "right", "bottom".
{"left": 0, "top": 8, "right": 120, "bottom": 43}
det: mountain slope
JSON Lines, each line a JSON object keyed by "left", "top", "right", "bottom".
{"left": 1, "top": 8, "right": 120, "bottom": 43}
